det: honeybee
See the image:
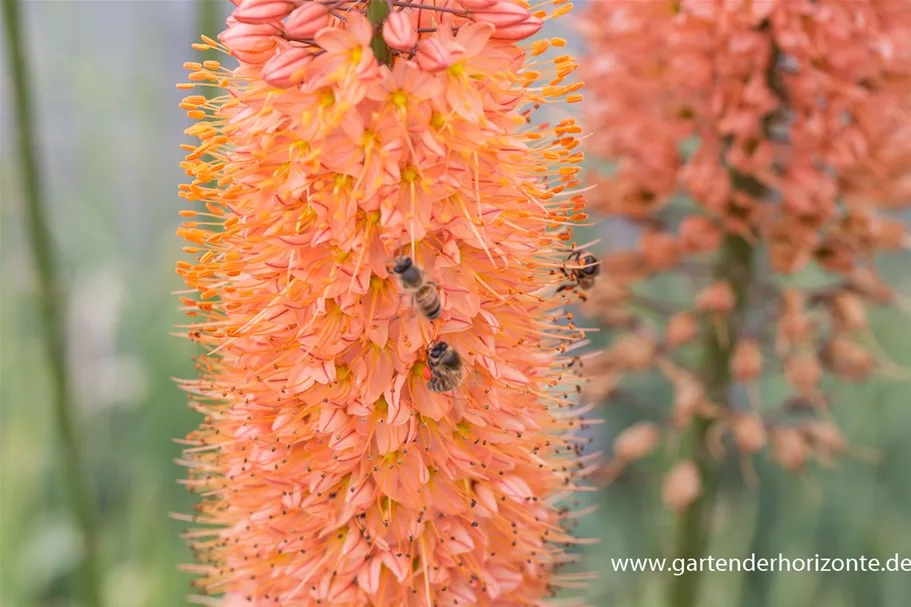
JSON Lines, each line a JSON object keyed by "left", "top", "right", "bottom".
{"left": 556, "top": 249, "right": 600, "bottom": 298}
{"left": 426, "top": 341, "right": 464, "bottom": 393}
{"left": 389, "top": 256, "right": 441, "bottom": 320}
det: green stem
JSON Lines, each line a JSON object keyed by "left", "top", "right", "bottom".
{"left": 737, "top": 466, "right": 780, "bottom": 607}
{"left": 367, "top": 0, "right": 393, "bottom": 66}
{"left": 1, "top": 1, "right": 103, "bottom": 606}
{"left": 668, "top": 232, "right": 755, "bottom": 607}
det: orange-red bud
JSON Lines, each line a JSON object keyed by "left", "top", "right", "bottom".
{"left": 662, "top": 460, "right": 701, "bottom": 512}
{"left": 830, "top": 291, "right": 867, "bottom": 332}
{"left": 873, "top": 217, "right": 908, "bottom": 250}
{"left": 822, "top": 336, "right": 874, "bottom": 381}
{"left": 613, "top": 422, "right": 661, "bottom": 461}
{"left": 771, "top": 427, "right": 809, "bottom": 471}
{"left": 610, "top": 331, "right": 657, "bottom": 371}
{"left": 802, "top": 420, "right": 847, "bottom": 456}
{"left": 233, "top": 0, "right": 296, "bottom": 24}
{"left": 262, "top": 47, "right": 313, "bottom": 88}
{"left": 382, "top": 11, "right": 418, "bottom": 52}
{"left": 679, "top": 216, "right": 721, "bottom": 253}
{"left": 672, "top": 375, "right": 705, "bottom": 427}
{"left": 283, "top": 2, "right": 330, "bottom": 39}
{"left": 470, "top": 0, "right": 530, "bottom": 27}
{"left": 732, "top": 414, "right": 766, "bottom": 453}
{"left": 415, "top": 38, "right": 461, "bottom": 72}
{"left": 641, "top": 231, "right": 681, "bottom": 271}
{"left": 490, "top": 16, "right": 544, "bottom": 41}
{"left": 696, "top": 281, "right": 735, "bottom": 314}
{"left": 219, "top": 21, "right": 281, "bottom": 62}
{"left": 784, "top": 352, "right": 823, "bottom": 396}
{"left": 731, "top": 338, "right": 763, "bottom": 382}
{"left": 849, "top": 267, "right": 893, "bottom": 304}
{"left": 666, "top": 312, "right": 698, "bottom": 348}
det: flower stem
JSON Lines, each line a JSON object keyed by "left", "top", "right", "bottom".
{"left": 668, "top": 232, "right": 754, "bottom": 607}
{"left": 737, "top": 467, "right": 780, "bottom": 607}
{"left": 1, "top": 1, "right": 103, "bottom": 606}
{"left": 367, "top": 0, "right": 393, "bottom": 66}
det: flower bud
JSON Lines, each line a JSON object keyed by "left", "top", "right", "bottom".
{"left": 873, "top": 217, "right": 908, "bottom": 250}
{"left": 822, "top": 336, "right": 874, "bottom": 381}
{"left": 490, "top": 16, "right": 544, "bottom": 41}
{"left": 662, "top": 460, "right": 701, "bottom": 512}
{"left": 642, "top": 231, "right": 681, "bottom": 271}
{"left": 771, "top": 427, "right": 808, "bottom": 471}
{"left": 383, "top": 10, "right": 418, "bottom": 52}
{"left": 680, "top": 216, "right": 721, "bottom": 253}
{"left": 776, "top": 289, "right": 813, "bottom": 355}
{"left": 613, "top": 422, "right": 661, "bottom": 461}
{"left": 839, "top": 210, "right": 875, "bottom": 249}
{"left": 769, "top": 223, "right": 814, "bottom": 274}
{"left": 731, "top": 338, "right": 762, "bottom": 381}
{"left": 672, "top": 375, "right": 705, "bottom": 427}
{"left": 611, "top": 331, "right": 657, "bottom": 371}
{"left": 233, "top": 0, "right": 297, "bottom": 25}
{"left": 696, "top": 281, "right": 735, "bottom": 313}
{"left": 262, "top": 47, "right": 313, "bottom": 88}
{"left": 802, "top": 420, "right": 846, "bottom": 456}
{"left": 732, "top": 413, "right": 766, "bottom": 453}
{"left": 415, "top": 38, "right": 462, "bottom": 73}
{"left": 219, "top": 21, "right": 281, "bottom": 63}
{"left": 470, "top": 0, "right": 530, "bottom": 27}
{"left": 849, "top": 267, "right": 893, "bottom": 304}
{"left": 830, "top": 291, "right": 867, "bottom": 332}
{"left": 283, "top": 2, "right": 330, "bottom": 39}
{"left": 784, "top": 352, "right": 822, "bottom": 396}
{"left": 666, "top": 312, "right": 698, "bottom": 347}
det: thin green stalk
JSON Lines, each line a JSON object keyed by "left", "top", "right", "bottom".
{"left": 737, "top": 466, "right": 781, "bottom": 607}
{"left": 668, "top": 232, "right": 755, "bottom": 607}
{"left": 1, "top": 0, "right": 103, "bottom": 606}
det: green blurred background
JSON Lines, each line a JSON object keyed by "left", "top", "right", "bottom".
{"left": 1, "top": 2, "right": 910, "bottom": 607}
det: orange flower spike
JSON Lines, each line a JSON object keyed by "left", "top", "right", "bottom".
{"left": 176, "top": 1, "right": 592, "bottom": 606}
